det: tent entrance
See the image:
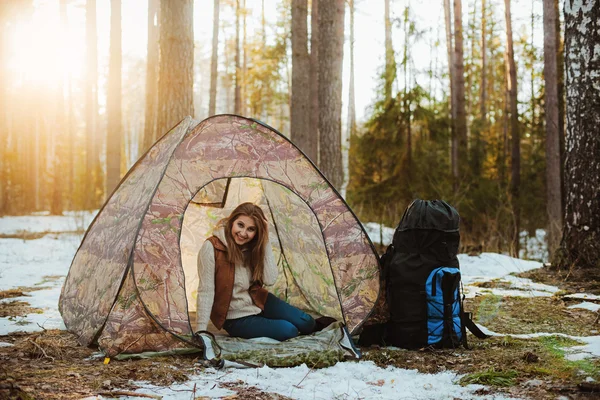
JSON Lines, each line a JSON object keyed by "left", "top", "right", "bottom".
{"left": 180, "top": 177, "right": 344, "bottom": 333}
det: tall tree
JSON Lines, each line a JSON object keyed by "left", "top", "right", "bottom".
{"left": 0, "top": 1, "right": 7, "bottom": 215}
{"left": 453, "top": 0, "right": 467, "bottom": 178}
{"left": 142, "top": 0, "right": 159, "bottom": 152}
{"left": 291, "top": 0, "right": 310, "bottom": 155}
{"left": 209, "top": 0, "right": 220, "bottom": 116}
{"left": 347, "top": 0, "right": 356, "bottom": 138}
{"left": 106, "top": 0, "right": 122, "bottom": 197}
{"left": 504, "top": 0, "right": 520, "bottom": 254}
{"left": 480, "top": 0, "right": 487, "bottom": 121}
{"left": 444, "top": 0, "right": 458, "bottom": 182}
{"left": 51, "top": 0, "right": 70, "bottom": 215}
{"left": 156, "top": 0, "right": 194, "bottom": 134}
{"left": 556, "top": 1, "right": 600, "bottom": 269}
{"left": 307, "top": 0, "right": 319, "bottom": 163}
{"left": 234, "top": 0, "right": 241, "bottom": 114}
{"left": 318, "top": 0, "right": 345, "bottom": 189}
{"left": 542, "top": 0, "right": 562, "bottom": 257}
{"left": 85, "top": 0, "right": 100, "bottom": 209}
{"left": 384, "top": 0, "right": 395, "bottom": 102}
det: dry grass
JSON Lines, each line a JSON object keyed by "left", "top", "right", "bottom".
{"left": 2, "top": 268, "right": 600, "bottom": 399}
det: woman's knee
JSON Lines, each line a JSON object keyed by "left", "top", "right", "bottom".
{"left": 273, "top": 321, "right": 299, "bottom": 341}
{"left": 296, "top": 313, "right": 316, "bottom": 334}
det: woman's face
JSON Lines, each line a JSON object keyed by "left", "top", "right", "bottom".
{"left": 231, "top": 215, "right": 257, "bottom": 246}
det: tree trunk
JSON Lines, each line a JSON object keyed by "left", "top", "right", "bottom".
{"left": 157, "top": 0, "right": 194, "bottom": 133}
{"left": 242, "top": 0, "right": 247, "bottom": 116}
{"left": 555, "top": 1, "right": 600, "bottom": 269}
{"left": 85, "top": 0, "right": 100, "bottom": 209}
{"left": 106, "top": 0, "right": 122, "bottom": 197}
{"left": 51, "top": 0, "right": 69, "bottom": 216}
{"left": 384, "top": 0, "right": 395, "bottom": 102}
{"left": 318, "top": 0, "right": 345, "bottom": 189}
{"left": 480, "top": 0, "right": 486, "bottom": 120}
{"left": 209, "top": 0, "right": 220, "bottom": 116}
{"left": 291, "top": 0, "right": 310, "bottom": 157}
{"left": 0, "top": 1, "right": 7, "bottom": 215}
{"left": 347, "top": 0, "right": 356, "bottom": 139}
{"left": 404, "top": 5, "right": 412, "bottom": 176}
{"left": 307, "top": 0, "right": 319, "bottom": 164}
{"left": 142, "top": 0, "right": 159, "bottom": 153}
{"left": 504, "top": 0, "right": 520, "bottom": 255}
{"left": 444, "top": 0, "right": 458, "bottom": 184}
{"left": 556, "top": 0, "right": 566, "bottom": 212}
{"left": 453, "top": 0, "right": 467, "bottom": 178}
{"left": 543, "top": 0, "right": 562, "bottom": 258}
{"left": 234, "top": 0, "right": 241, "bottom": 114}
{"left": 344, "top": 0, "right": 356, "bottom": 194}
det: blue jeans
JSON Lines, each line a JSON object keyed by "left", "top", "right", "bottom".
{"left": 223, "top": 293, "right": 315, "bottom": 341}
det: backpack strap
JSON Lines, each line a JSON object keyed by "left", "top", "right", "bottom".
{"left": 461, "top": 311, "right": 490, "bottom": 339}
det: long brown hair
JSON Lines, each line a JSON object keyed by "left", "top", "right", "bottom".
{"left": 220, "top": 203, "right": 269, "bottom": 283}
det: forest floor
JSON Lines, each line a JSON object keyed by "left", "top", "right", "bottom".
{"left": 1, "top": 268, "right": 600, "bottom": 400}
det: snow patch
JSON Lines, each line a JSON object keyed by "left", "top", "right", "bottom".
{"left": 568, "top": 302, "right": 600, "bottom": 312}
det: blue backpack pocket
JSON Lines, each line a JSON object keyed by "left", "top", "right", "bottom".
{"left": 425, "top": 267, "right": 463, "bottom": 347}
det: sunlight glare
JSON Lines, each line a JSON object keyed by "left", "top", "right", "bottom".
{"left": 6, "top": 2, "right": 84, "bottom": 89}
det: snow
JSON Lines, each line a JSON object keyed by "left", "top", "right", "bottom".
{"left": 130, "top": 362, "right": 521, "bottom": 400}
{"left": 568, "top": 302, "right": 600, "bottom": 312}
{"left": 363, "top": 222, "right": 395, "bottom": 246}
{"left": 0, "top": 211, "right": 96, "bottom": 235}
{"left": 0, "top": 213, "right": 598, "bottom": 400}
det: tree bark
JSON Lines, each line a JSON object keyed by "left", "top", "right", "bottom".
{"left": 453, "top": 0, "right": 467, "bottom": 177}
{"left": 142, "top": 0, "right": 159, "bottom": 153}
{"left": 504, "top": 0, "right": 520, "bottom": 255}
{"left": 209, "top": 0, "right": 220, "bottom": 116}
{"left": 106, "top": 0, "right": 122, "bottom": 197}
{"left": 307, "top": 0, "right": 319, "bottom": 164}
{"left": 542, "top": 0, "right": 562, "bottom": 258}
{"left": 318, "top": 0, "right": 345, "bottom": 189}
{"left": 291, "top": 0, "right": 311, "bottom": 157}
{"left": 556, "top": 0, "right": 600, "bottom": 269}
{"left": 156, "top": 0, "right": 194, "bottom": 134}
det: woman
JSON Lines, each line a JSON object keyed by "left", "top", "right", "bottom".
{"left": 195, "top": 202, "right": 315, "bottom": 341}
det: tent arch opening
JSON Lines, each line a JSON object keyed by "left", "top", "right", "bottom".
{"left": 181, "top": 177, "right": 345, "bottom": 332}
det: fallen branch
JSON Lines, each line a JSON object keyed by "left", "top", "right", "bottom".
{"left": 97, "top": 391, "right": 162, "bottom": 399}
{"left": 27, "top": 338, "right": 54, "bottom": 362}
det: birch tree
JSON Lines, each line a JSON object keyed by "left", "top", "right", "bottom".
{"left": 556, "top": 0, "right": 600, "bottom": 269}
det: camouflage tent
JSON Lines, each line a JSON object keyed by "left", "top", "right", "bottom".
{"left": 59, "top": 115, "right": 380, "bottom": 358}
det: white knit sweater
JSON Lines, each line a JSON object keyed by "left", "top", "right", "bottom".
{"left": 195, "top": 227, "right": 278, "bottom": 332}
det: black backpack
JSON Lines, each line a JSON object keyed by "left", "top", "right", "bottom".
{"left": 370, "top": 199, "right": 487, "bottom": 349}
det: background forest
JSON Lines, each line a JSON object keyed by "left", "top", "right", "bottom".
{"left": 0, "top": 0, "right": 597, "bottom": 266}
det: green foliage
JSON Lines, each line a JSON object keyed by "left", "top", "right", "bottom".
{"left": 459, "top": 368, "right": 518, "bottom": 387}
{"left": 348, "top": 0, "right": 549, "bottom": 253}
